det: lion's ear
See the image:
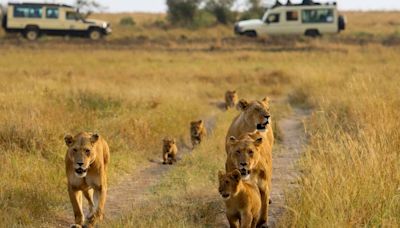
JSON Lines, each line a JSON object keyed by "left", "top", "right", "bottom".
{"left": 64, "top": 134, "right": 74, "bottom": 147}
{"left": 172, "top": 139, "right": 176, "bottom": 144}
{"left": 198, "top": 120, "right": 204, "bottom": 125}
{"left": 218, "top": 171, "right": 224, "bottom": 180}
{"left": 237, "top": 99, "right": 249, "bottom": 111}
{"left": 262, "top": 97, "right": 270, "bottom": 106}
{"left": 231, "top": 170, "right": 241, "bottom": 182}
{"left": 254, "top": 137, "right": 263, "bottom": 147}
{"left": 90, "top": 133, "right": 100, "bottom": 144}
{"left": 228, "top": 136, "right": 238, "bottom": 144}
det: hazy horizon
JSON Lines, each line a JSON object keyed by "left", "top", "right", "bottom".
{"left": 1, "top": 0, "right": 400, "bottom": 12}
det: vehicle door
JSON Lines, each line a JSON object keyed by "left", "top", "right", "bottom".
{"left": 261, "top": 12, "right": 281, "bottom": 35}
{"left": 63, "top": 10, "right": 86, "bottom": 32}
{"left": 44, "top": 7, "right": 60, "bottom": 30}
{"left": 283, "top": 10, "right": 302, "bottom": 34}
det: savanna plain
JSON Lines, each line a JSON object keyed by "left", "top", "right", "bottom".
{"left": 0, "top": 11, "right": 400, "bottom": 227}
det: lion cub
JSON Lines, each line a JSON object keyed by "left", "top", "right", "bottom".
{"left": 190, "top": 120, "right": 207, "bottom": 148}
{"left": 162, "top": 137, "right": 178, "bottom": 165}
{"left": 225, "top": 90, "right": 239, "bottom": 109}
{"left": 219, "top": 169, "right": 261, "bottom": 228}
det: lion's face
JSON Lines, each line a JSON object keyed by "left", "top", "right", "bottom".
{"left": 65, "top": 133, "right": 99, "bottom": 178}
{"left": 163, "top": 138, "right": 176, "bottom": 152}
{"left": 226, "top": 90, "right": 238, "bottom": 103}
{"left": 190, "top": 120, "right": 204, "bottom": 137}
{"left": 227, "top": 135, "right": 263, "bottom": 180}
{"left": 238, "top": 97, "right": 271, "bottom": 132}
{"left": 218, "top": 169, "right": 241, "bottom": 200}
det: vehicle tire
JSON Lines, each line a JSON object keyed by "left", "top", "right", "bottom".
{"left": 305, "top": 29, "right": 320, "bottom": 38}
{"left": 25, "top": 26, "right": 39, "bottom": 41}
{"left": 88, "top": 28, "right": 102, "bottom": 41}
{"left": 243, "top": 30, "right": 257, "bottom": 38}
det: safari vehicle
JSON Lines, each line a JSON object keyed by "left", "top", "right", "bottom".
{"left": 234, "top": 1, "right": 346, "bottom": 37}
{"left": 1, "top": 3, "right": 111, "bottom": 40}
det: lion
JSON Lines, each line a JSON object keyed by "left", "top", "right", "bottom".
{"left": 225, "top": 97, "right": 274, "bottom": 153}
{"left": 190, "top": 120, "right": 207, "bottom": 148}
{"left": 64, "top": 132, "right": 110, "bottom": 228}
{"left": 162, "top": 137, "right": 178, "bottom": 165}
{"left": 225, "top": 90, "right": 239, "bottom": 110}
{"left": 225, "top": 132, "right": 272, "bottom": 227}
{"left": 218, "top": 169, "right": 261, "bottom": 228}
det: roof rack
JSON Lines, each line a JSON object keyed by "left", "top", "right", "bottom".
{"left": 9, "top": 2, "right": 74, "bottom": 8}
{"left": 272, "top": 1, "right": 337, "bottom": 9}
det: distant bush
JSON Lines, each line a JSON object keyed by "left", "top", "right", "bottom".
{"left": 193, "top": 10, "right": 217, "bottom": 28}
{"left": 205, "top": 0, "right": 235, "bottom": 24}
{"left": 166, "top": 0, "right": 202, "bottom": 26}
{"left": 153, "top": 19, "right": 168, "bottom": 30}
{"left": 119, "top": 16, "right": 136, "bottom": 26}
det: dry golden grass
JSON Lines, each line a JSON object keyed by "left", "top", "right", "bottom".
{"left": 0, "top": 11, "right": 399, "bottom": 227}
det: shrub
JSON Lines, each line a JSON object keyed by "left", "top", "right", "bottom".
{"left": 166, "top": 0, "right": 202, "bottom": 26}
{"left": 205, "top": 0, "right": 235, "bottom": 24}
{"left": 119, "top": 16, "right": 136, "bottom": 26}
{"left": 193, "top": 10, "right": 217, "bottom": 28}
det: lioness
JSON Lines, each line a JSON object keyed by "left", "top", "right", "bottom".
{"left": 218, "top": 169, "right": 261, "bottom": 228}
{"left": 64, "top": 132, "right": 110, "bottom": 228}
{"left": 225, "top": 97, "right": 274, "bottom": 154}
{"left": 190, "top": 120, "right": 207, "bottom": 148}
{"left": 225, "top": 90, "right": 239, "bottom": 110}
{"left": 162, "top": 137, "right": 178, "bottom": 165}
{"left": 226, "top": 132, "right": 272, "bottom": 227}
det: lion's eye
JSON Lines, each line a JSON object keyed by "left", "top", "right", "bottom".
{"left": 225, "top": 181, "right": 229, "bottom": 184}
{"left": 248, "top": 150, "right": 254, "bottom": 156}
{"left": 73, "top": 148, "right": 78, "bottom": 152}
{"left": 236, "top": 150, "right": 240, "bottom": 154}
{"left": 85, "top": 149, "right": 91, "bottom": 155}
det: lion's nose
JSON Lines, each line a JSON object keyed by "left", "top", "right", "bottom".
{"left": 77, "top": 162, "right": 84, "bottom": 166}
{"left": 240, "top": 162, "right": 247, "bottom": 166}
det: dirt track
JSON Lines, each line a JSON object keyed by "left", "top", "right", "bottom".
{"left": 268, "top": 108, "right": 309, "bottom": 227}
{"left": 54, "top": 104, "right": 308, "bottom": 227}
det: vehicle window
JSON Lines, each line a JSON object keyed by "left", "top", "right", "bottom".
{"left": 267, "top": 13, "right": 280, "bottom": 23}
{"left": 14, "top": 5, "right": 43, "bottom": 18}
{"left": 302, "top": 9, "right": 334, "bottom": 23}
{"left": 46, "top": 8, "right": 59, "bottom": 19}
{"left": 66, "top": 12, "right": 80, "bottom": 20}
{"left": 286, "top": 11, "right": 299, "bottom": 21}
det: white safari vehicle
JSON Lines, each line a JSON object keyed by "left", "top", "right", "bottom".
{"left": 1, "top": 3, "right": 111, "bottom": 40}
{"left": 235, "top": 2, "right": 345, "bottom": 37}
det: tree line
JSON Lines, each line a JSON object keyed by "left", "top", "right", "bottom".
{"left": 167, "top": 0, "right": 268, "bottom": 27}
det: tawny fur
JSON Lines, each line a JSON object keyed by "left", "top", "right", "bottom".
{"left": 64, "top": 132, "right": 110, "bottom": 228}
{"left": 225, "top": 132, "right": 272, "bottom": 227}
{"left": 190, "top": 120, "right": 207, "bottom": 148}
{"left": 162, "top": 137, "right": 178, "bottom": 165}
{"left": 219, "top": 169, "right": 261, "bottom": 228}
{"left": 225, "top": 97, "right": 274, "bottom": 154}
{"left": 225, "top": 90, "right": 239, "bottom": 110}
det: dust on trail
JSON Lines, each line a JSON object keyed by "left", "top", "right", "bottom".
{"left": 267, "top": 108, "right": 309, "bottom": 227}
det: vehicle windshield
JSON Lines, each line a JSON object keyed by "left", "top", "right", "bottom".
{"left": 262, "top": 11, "right": 269, "bottom": 22}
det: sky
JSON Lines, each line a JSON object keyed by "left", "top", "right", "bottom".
{"left": 1, "top": 0, "right": 400, "bottom": 12}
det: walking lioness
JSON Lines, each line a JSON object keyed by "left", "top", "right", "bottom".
{"left": 64, "top": 132, "right": 110, "bottom": 228}
{"left": 225, "top": 132, "right": 272, "bottom": 227}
